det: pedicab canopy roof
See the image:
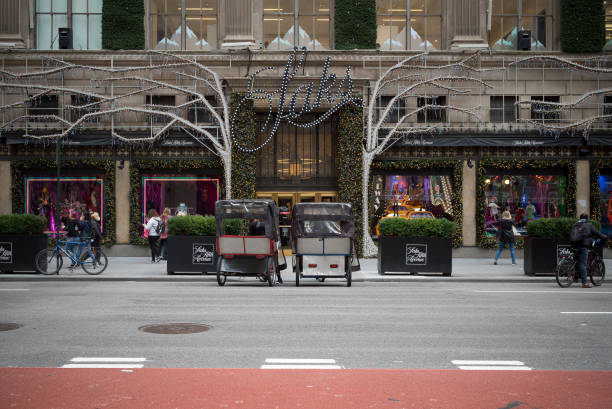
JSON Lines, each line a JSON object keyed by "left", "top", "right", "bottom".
{"left": 291, "top": 202, "right": 355, "bottom": 239}
{"left": 214, "top": 199, "right": 279, "bottom": 240}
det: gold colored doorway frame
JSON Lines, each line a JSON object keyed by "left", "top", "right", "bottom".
{"left": 255, "top": 191, "right": 338, "bottom": 209}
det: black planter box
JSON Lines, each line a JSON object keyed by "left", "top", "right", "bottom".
{"left": 377, "top": 236, "right": 452, "bottom": 276}
{"left": 523, "top": 236, "right": 572, "bottom": 276}
{"left": 166, "top": 236, "right": 218, "bottom": 275}
{"left": 0, "top": 234, "right": 48, "bottom": 273}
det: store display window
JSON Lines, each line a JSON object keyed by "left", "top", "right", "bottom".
{"left": 372, "top": 173, "right": 454, "bottom": 220}
{"left": 25, "top": 177, "right": 104, "bottom": 233}
{"left": 141, "top": 176, "right": 220, "bottom": 223}
{"left": 484, "top": 173, "right": 567, "bottom": 237}
{"left": 599, "top": 173, "right": 612, "bottom": 236}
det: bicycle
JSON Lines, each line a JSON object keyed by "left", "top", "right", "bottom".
{"left": 555, "top": 240, "right": 606, "bottom": 288}
{"left": 35, "top": 236, "right": 108, "bottom": 275}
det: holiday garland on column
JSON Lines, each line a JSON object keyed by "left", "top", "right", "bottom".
{"left": 230, "top": 93, "right": 256, "bottom": 200}
{"left": 11, "top": 159, "right": 116, "bottom": 244}
{"left": 102, "top": 0, "right": 145, "bottom": 50}
{"left": 477, "top": 159, "right": 577, "bottom": 248}
{"left": 334, "top": 0, "right": 376, "bottom": 50}
{"left": 590, "top": 159, "right": 612, "bottom": 248}
{"left": 128, "top": 158, "right": 223, "bottom": 245}
{"left": 337, "top": 102, "right": 364, "bottom": 257}
{"left": 370, "top": 159, "right": 464, "bottom": 248}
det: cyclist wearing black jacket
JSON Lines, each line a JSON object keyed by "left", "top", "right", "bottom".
{"left": 571, "top": 214, "right": 607, "bottom": 288}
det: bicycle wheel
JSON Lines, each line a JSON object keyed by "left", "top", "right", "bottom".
{"left": 81, "top": 248, "right": 108, "bottom": 275}
{"left": 555, "top": 258, "right": 575, "bottom": 288}
{"left": 267, "top": 256, "right": 277, "bottom": 287}
{"left": 35, "top": 248, "right": 62, "bottom": 275}
{"left": 590, "top": 258, "right": 606, "bottom": 286}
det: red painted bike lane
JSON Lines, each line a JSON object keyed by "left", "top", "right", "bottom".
{"left": 1, "top": 368, "right": 611, "bottom": 408}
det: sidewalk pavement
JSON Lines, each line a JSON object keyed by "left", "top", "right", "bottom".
{"left": 1, "top": 257, "right": 610, "bottom": 283}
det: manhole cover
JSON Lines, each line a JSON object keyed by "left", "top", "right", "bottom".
{"left": 138, "top": 323, "right": 211, "bottom": 334}
{"left": 0, "top": 323, "right": 22, "bottom": 331}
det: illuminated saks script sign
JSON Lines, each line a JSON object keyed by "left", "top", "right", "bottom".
{"left": 231, "top": 47, "right": 360, "bottom": 152}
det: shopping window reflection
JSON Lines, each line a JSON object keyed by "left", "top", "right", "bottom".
{"left": 141, "top": 176, "right": 220, "bottom": 223}
{"left": 599, "top": 173, "right": 612, "bottom": 236}
{"left": 26, "top": 177, "right": 104, "bottom": 233}
{"left": 484, "top": 173, "right": 567, "bottom": 237}
{"left": 372, "top": 174, "right": 454, "bottom": 220}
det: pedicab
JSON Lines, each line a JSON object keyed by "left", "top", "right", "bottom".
{"left": 291, "top": 202, "right": 356, "bottom": 287}
{"left": 215, "top": 199, "right": 286, "bottom": 286}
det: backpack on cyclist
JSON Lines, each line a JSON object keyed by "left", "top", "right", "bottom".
{"left": 154, "top": 217, "right": 165, "bottom": 235}
{"left": 570, "top": 221, "right": 590, "bottom": 246}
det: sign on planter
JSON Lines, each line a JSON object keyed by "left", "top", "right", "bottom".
{"left": 192, "top": 243, "right": 215, "bottom": 265}
{"left": 0, "top": 242, "right": 12, "bottom": 263}
{"left": 406, "top": 244, "right": 427, "bottom": 266}
{"left": 557, "top": 245, "right": 574, "bottom": 265}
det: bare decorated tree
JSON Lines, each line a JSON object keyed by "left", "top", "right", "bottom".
{"left": 0, "top": 52, "right": 235, "bottom": 198}
{"left": 361, "top": 53, "right": 495, "bottom": 256}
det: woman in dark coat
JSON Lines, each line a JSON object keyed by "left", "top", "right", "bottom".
{"left": 494, "top": 210, "right": 516, "bottom": 265}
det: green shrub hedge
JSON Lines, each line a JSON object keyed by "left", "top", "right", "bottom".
{"left": 167, "top": 216, "right": 216, "bottom": 236}
{"left": 0, "top": 214, "right": 47, "bottom": 235}
{"left": 167, "top": 216, "right": 245, "bottom": 236}
{"left": 378, "top": 218, "right": 456, "bottom": 239}
{"left": 526, "top": 217, "right": 601, "bottom": 238}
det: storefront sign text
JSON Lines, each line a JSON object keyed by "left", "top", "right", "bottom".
{"left": 192, "top": 243, "right": 214, "bottom": 265}
{"left": 0, "top": 242, "right": 13, "bottom": 263}
{"left": 405, "top": 244, "right": 427, "bottom": 266}
{"left": 557, "top": 245, "right": 573, "bottom": 265}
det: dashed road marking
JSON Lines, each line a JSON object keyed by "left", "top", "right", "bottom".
{"left": 561, "top": 312, "right": 612, "bottom": 314}
{"left": 452, "top": 360, "right": 531, "bottom": 371}
{"left": 61, "top": 357, "right": 146, "bottom": 368}
{"left": 261, "top": 358, "right": 341, "bottom": 369}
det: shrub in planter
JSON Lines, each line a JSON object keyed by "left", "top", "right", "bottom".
{"left": 0, "top": 214, "right": 48, "bottom": 273}
{"left": 378, "top": 218, "right": 456, "bottom": 275}
{"left": 168, "top": 215, "right": 216, "bottom": 236}
{"left": 523, "top": 217, "right": 600, "bottom": 276}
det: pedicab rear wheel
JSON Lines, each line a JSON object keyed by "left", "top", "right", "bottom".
{"left": 346, "top": 255, "right": 352, "bottom": 287}
{"left": 295, "top": 255, "right": 300, "bottom": 287}
{"left": 267, "top": 256, "right": 277, "bottom": 286}
{"left": 216, "top": 257, "right": 226, "bottom": 286}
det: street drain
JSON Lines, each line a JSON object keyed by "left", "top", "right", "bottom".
{"left": 138, "top": 323, "right": 211, "bottom": 334}
{"left": 0, "top": 323, "right": 22, "bottom": 331}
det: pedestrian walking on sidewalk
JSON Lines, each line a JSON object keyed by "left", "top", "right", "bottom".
{"left": 494, "top": 210, "right": 516, "bottom": 265}
{"left": 159, "top": 208, "right": 171, "bottom": 261}
{"left": 143, "top": 209, "right": 162, "bottom": 263}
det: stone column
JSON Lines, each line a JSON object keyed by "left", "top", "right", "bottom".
{"left": 576, "top": 160, "right": 590, "bottom": 217}
{"left": 462, "top": 160, "right": 477, "bottom": 246}
{"left": 115, "top": 160, "right": 131, "bottom": 244}
{"left": 0, "top": 161, "right": 12, "bottom": 214}
{"left": 449, "top": 0, "right": 488, "bottom": 50}
{"left": 220, "top": 0, "right": 256, "bottom": 47}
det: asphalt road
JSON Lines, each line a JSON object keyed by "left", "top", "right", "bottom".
{"left": 1, "top": 280, "right": 612, "bottom": 371}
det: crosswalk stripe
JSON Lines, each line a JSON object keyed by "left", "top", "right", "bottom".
{"left": 261, "top": 358, "right": 340, "bottom": 369}
{"left": 265, "top": 358, "right": 336, "bottom": 364}
{"left": 451, "top": 360, "right": 524, "bottom": 366}
{"left": 457, "top": 366, "right": 532, "bottom": 371}
{"left": 70, "top": 357, "right": 147, "bottom": 362}
{"left": 61, "top": 364, "right": 144, "bottom": 369}
{"left": 261, "top": 365, "right": 342, "bottom": 369}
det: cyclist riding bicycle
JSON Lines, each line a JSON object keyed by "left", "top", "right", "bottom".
{"left": 570, "top": 213, "right": 608, "bottom": 288}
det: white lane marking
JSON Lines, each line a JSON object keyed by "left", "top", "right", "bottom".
{"left": 70, "top": 357, "right": 147, "bottom": 362}
{"left": 265, "top": 358, "right": 336, "bottom": 364}
{"left": 261, "top": 358, "right": 341, "bottom": 369}
{"left": 475, "top": 291, "right": 612, "bottom": 294}
{"left": 560, "top": 312, "right": 612, "bottom": 314}
{"left": 451, "top": 360, "right": 524, "bottom": 366}
{"left": 452, "top": 360, "right": 531, "bottom": 371}
{"left": 62, "top": 364, "right": 144, "bottom": 369}
{"left": 0, "top": 289, "right": 30, "bottom": 291}
{"left": 458, "top": 366, "right": 532, "bottom": 371}
{"left": 261, "top": 365, "right": 342, "bottom": 370}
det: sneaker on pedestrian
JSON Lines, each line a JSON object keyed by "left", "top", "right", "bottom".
{"left": 582, "top": 283, "right": 593, "bottom": 288}
{"left": 493, "top": 260, "right": 497, "bottom": 265}
{"left": 155, "top": 256, "right": 161, "bottom": 263}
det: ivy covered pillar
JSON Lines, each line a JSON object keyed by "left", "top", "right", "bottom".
{"left": 230, "top": 93, "right": 256, "bottom": 199}
{"left": 102, "top": 0, "right": 145, "bottom": 50}
{"left": 115, "top": 160, "right": 131, "bottom": 244}
{"left": 0, "top": 161, "right": 11, "bottom": 214}
{"left": 337, "top": 103, "right": 364, "bottom": 257}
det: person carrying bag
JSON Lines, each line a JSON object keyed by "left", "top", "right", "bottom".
{"left": 493, "top": 210, "right": 516, "bottom": 265}
{"left": 143, "top": 209, "right": 162, "bottom": 263}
